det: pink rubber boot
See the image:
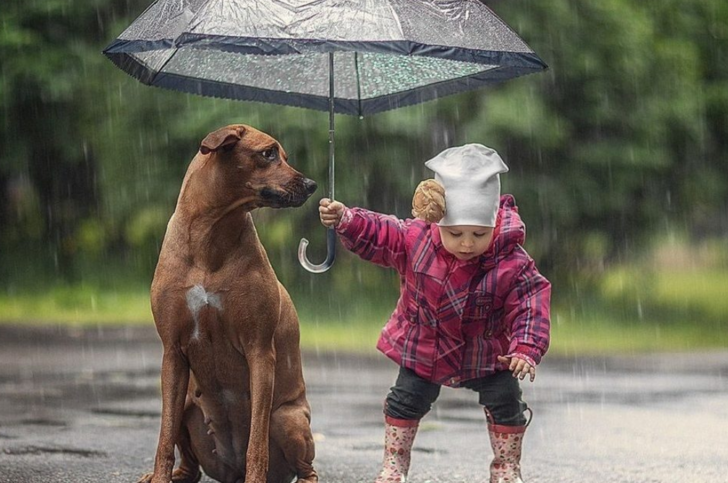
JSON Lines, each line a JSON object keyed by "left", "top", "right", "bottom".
{"left": 374, "top": 415, "right": 419, "bottom": 483}
{"left": 485, "top": 409, "right": 530, "bottom": 483}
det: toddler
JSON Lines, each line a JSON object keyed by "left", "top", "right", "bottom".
{"left": 319, "top": 144, "right": 551, "bottom": 483}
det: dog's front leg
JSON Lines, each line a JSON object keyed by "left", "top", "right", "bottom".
{"left": 244, "top": 345, "right": 276, "bottom": 483}
{"left": 150, "top": 346, "right": 190, "bottom": 483}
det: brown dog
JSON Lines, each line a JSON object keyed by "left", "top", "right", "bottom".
{"left": 139, "top": 125, "right": 318, "bottom": 483}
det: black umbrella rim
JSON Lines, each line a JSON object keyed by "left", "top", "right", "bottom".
{"left": 104, "top": 35, "right": 547, "bottom": 69}
{"left": 104, "top": 40, "right": 545, "bottom": 116}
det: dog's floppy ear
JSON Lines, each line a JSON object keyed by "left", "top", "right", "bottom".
{"left": 200, "top": 126, "right": 245, "bottom": 155}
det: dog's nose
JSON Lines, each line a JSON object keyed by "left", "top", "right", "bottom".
{"left": 303, "top": 178, "right": 318, "bottom": 195}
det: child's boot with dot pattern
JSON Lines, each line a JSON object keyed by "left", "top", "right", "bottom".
{"left": 485, "top": 408, "right": 529, "bottom": 483}
{"left": 374, "top": 416, "right": 419, "bottom": 483}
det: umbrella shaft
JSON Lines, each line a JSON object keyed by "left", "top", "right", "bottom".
{"left": 328, "top": 52, "right": 335, "bottom": 201}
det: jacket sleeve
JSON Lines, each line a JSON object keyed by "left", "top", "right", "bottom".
{"left": 503, "top": 257, "right": 551, "bottom": 365}
{"left": 335, "top": 207, "right": 408, "bottom": 273}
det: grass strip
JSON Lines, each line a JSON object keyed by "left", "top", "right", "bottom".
{"left": 1, "top": 290, "right": 725, "bottom": 356}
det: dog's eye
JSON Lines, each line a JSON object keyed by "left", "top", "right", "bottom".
{"left": 261, "top": 147, "right": 278, "bottom": 162}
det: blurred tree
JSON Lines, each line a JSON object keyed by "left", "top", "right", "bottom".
{"left": 476, "top": 0, "right": 728, "bottom": 284}
{"left": 0, "top": 0, "right": 726, "bottom": 308}
{"left": 0, "top": 0, "right": 151, "bottom": 282}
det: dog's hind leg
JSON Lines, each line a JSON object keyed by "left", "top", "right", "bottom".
{"left": 269, "top": 401, "right": 317, "bottom": 483}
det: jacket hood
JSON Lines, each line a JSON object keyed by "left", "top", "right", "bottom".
{"left": 488, "top": 194, "right": 525, "bottom": 261}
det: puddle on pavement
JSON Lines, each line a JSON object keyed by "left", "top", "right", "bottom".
{"left": 2, "top": 445, "right": 107, "bottom": 458}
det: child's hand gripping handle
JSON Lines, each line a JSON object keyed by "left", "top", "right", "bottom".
{"left": 319, "top": 198, "right": 345, "bottom": 227}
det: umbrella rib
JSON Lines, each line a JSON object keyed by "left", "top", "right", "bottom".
{"left": 149, "top": 48, "right": 182, "bottom": 87}
{"left": 354, "top": 51, "right": 362, "bottom": 117}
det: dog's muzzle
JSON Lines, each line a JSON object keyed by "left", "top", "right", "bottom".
{"left": 261, "top": 178, "right": 317, "bottom": 208}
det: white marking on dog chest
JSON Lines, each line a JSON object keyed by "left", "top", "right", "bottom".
{"left": 186, "top": 285, "right": 223, "bottom": 340}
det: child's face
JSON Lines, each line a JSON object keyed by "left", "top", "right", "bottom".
{"left": 438, "top": 225, "right": 494, "bottom": 261}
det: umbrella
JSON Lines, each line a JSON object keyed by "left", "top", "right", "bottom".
{"left": 103, "top": 0, "right": 547, "bottom": 273}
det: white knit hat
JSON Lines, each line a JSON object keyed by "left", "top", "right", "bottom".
{"left": 425, "top": 144, "right": 509, "bottom": 227}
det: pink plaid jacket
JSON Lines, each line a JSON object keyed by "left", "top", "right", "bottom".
{"left": 335, "top": 195, "right": 551, "bottom": 387}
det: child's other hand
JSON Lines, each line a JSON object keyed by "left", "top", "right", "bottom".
{"left": 498, "top": 355, "right": 536, "bottom": 382}
{"left": 319, "top": 198, "right": 345, "bottom": 227}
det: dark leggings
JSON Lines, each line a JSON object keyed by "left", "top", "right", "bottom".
{"left": 384, "top": 366, "right": 528, "bottom": 426}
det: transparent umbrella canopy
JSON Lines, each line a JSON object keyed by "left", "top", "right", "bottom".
{"left": 103, "top": 0, "right": 547, "bottom": 273}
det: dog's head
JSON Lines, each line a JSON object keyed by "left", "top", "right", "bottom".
{"left": 196, "top": 124, "right": 317, "bottom": 210}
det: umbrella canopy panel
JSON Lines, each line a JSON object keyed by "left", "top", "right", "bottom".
{"left": 104, "top": 0, "right": 547, "bottom": 116}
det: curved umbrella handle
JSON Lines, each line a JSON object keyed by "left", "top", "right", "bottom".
{"left": 298, "top": 228, "right": 336, "bottom": 273}
{"left": 299, "top": 52, "right": 337, "bottom": 274}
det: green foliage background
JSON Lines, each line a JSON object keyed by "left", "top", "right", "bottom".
{"left": 1, "top": 0, "right": 727, "bottom": 349}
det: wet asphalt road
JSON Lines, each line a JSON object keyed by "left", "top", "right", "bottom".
{"left": 0, "top": 325, "right": 727, "bottom": 483}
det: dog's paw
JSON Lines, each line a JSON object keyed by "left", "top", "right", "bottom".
{"left": 172, "top": 468, "right": 202, "bottom": 483}
{"left": 135, "top": 473, "right": 153, "bottom": 483}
